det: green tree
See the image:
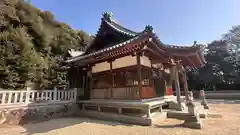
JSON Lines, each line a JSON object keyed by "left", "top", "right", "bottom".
{"left": 0, "top": 0, "right": 91, "bottom": 89}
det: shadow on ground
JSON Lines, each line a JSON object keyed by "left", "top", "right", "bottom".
{"left": 19, "top": 116, "right": 132, "bottom": 135}
{"left": 205, "top": 99, "right": 240, "bottom": 104}
{"left": 153, "top": 123, "right": 183, "bottom": 129}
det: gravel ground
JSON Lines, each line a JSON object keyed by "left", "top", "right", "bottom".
{"left": 1, "top": 103, "right": 240, "bottom": 135}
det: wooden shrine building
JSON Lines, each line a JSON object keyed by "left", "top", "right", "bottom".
{"left": 65, "top": 12, "right": 206, "bottom": 103}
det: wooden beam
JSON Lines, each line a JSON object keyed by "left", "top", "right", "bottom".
{"left": 185, "top": 56, "right": 196, "bottom": 68}
{"left": 195, "top": 51, "right": 205, "bottom": 66}
{"left": 142, "top": 46, "right": 167, "bottom": 61}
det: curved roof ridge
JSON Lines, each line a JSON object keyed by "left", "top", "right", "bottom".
{"left": 106, "top": 18, "right": 140, "bottom": 36}
{"left": 101, "top": 12, "right": 141, "bottom": 36}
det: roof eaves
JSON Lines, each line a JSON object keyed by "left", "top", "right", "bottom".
{"left": 66, "top": 35, "right": 141, "bottom": 63}
{"left": 104, "top": 19, "right": 139, "bottom": 37}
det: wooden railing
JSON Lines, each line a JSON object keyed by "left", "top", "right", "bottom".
{"left": 0, "top": 89, "right": 77, "bottom": 105}
{"left": 91, "top": 87, "right": 139, "bottom": 99}
{"left": 112, "top": 87, "right": 139, "bottom": 99}
{"left": 91, "top": 88, "right": 111, "bottom": 99}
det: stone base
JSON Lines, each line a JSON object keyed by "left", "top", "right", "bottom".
{"left": 168, "top": 101, "right": 186, "bottom": 111}
{"left": 199, "top": 113, "right": 207, "bottom": 118}
{"left": 78, "top": 110, "right": 167, "bottom": 126}
{"left": 167, "top": 111, "right": 200, "bottom": 121}
{"left": 203, "top": 105, "right": 209, "bottom": 109}
{"left": 78, "top": 110, "right": 152, "bottom": 125}
{"left": 151, "top": 112, "right": 167, "bottom": 123}
{"left": 183, "top": 120, "right": 202, "bottom": 129}
{"left": 183, "top": 113, "right": 202, "bottom": 129}
{"left": 201, "top": 99, "right": 210, "bottom": 110}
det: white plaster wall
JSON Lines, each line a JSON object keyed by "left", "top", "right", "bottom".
{"left": 112, "top": 55, "right": 137, "bottom": 69}
{"left": 140, "top": 56, "right": 151, "bottom": 67}
{"left": 92, "top": 61, "right": 110, "bottom": 73}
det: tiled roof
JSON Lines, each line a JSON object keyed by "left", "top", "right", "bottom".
{"left": 67, "top": 12, "right": 206, "bottom": 68}
{"left": 84, "top": 13, "right": 141, "bottom": 52}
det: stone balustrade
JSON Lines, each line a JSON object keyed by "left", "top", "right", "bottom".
{"left": 0, "top": 89, "right": 77, "bottom": 105}
{"left": 0, "top": 88, "right": 78, "bottom": 125}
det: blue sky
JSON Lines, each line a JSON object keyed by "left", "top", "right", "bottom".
{"left": 31, "top": 0, "right": 240, "bottom": 45}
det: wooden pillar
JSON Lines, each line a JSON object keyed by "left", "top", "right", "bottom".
{"left": 150, "top": 58, "right": 154, "bottom": 87}
{"left": 88, "top": 65, "right": 93, "bottom": 99}
{"left": 137, "top": 53, "right": 142, "bottom": 99}
{"left": 150, "top": 59, "right": 154, "bottom": 76}
{"left": 173, "top": 65, "right": 181, "bottom": 107}
{"left": 182, "top": 70, "right": 189, "bottom": 101}
{"left": 109, "top": 61, "right": 114, "bottom": 99}
{"left": 82, "top": 73, "right": 85, "bottom": 89}
{"left": 77, "top": 67, "right": 80, "bottom": 88}
{"left": 85, "top": 68, "right": 89, "bottom": 98}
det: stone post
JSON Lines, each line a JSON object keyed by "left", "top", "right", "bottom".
{"left": 73, "top": 88, "right": 78, "bottom": 101}
{"left": 186, "top": 91, "right": 195, "bottom": 115}
{"left": 158, "top": 105, "right": 162, "bottom": 112}
{"left": 118, "top": 108, "right": 122, "bottom": 114}
{"left": 188, "top": 91, "right": 194, "bottom": 102}
{"left": 25, "top": 87, "right": 31, "bottom": 104}
{"left": 200, "top": 90, "right": 209, "bottom": 109}
{"left": 183, "top": 92, "right": 202, "bottom": 129}
{"left": 53, "top": 87, "right": 57, "bottom": 101}
{"left": 82, "top": 104, "right": 85, "bottom": 111}
{"left": 146, "top": 106, "right": 151, "bottom": 118}
{"left": 186, "top": 101, "right": 196, "bottom": 116}
{"left": 98, "top": 105, "right": 101, "bottom": 112}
